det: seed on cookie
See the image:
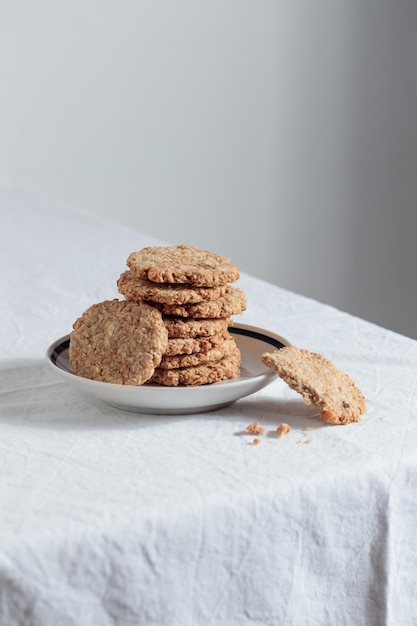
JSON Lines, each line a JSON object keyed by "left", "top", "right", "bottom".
{"left": 126, "top": 244, "right": 240, "bottom": 286}
{"left": 261, "top": 346, "right": 366, "bottom": 425}
{"left": 69, "top": 299, "right": 168, "bottom": 385}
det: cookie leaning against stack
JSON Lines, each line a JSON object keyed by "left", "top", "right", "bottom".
{"left": 117, "top": 244, "right": 246, "bottom": 386}
{"left": 69, "top": 299, "right": 169, "bottom": 385}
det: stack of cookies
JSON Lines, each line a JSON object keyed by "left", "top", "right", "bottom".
{"left": 117, "top": 244, "right": 246, "bottom": 386}
{"left": 69, "top": 244, "right": 246, "bottom": 387}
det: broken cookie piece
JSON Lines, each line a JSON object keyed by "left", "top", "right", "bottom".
{"left": 261, "top": 346, "right": 366, "bottom": 425}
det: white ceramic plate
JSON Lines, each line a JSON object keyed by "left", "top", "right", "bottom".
{"left": 46, "top": 323, "right": 290, "bottom": 415}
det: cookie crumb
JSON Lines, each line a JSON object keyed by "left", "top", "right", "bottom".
{"left": 277, "top": 423, "right": 291, "bottom": 438}
{"left": 245, "top": 422, "right": 265, "bottom": 436}
{"left": 253, "top": 438, "right": 261, "bottom": 446}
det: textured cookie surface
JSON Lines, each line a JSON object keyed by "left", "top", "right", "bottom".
{"left": 261, "top": 346, "right": 366, "bottom": 425}
{"left": 150, "top": 346, "right": 241, "bottom": 386}
{"left": 152, "top": 287, "right": 246, "bottom": 319}
{"left": 163, "top": 316, "right": 232, "bottom": 338}
{"left": 164, "top": 330, "right": 230, "bottom": 356}
{"left": 126, "top": 244, "right": 240, "bottom": 286}
{"left": 117, "top": 271, "right": 227, "bottom": 304}
{"left": 69, "top": 299, "right": 168, "bottom": 385}
{"left": 159, "top": 336, "right": 237, "bottom": 369}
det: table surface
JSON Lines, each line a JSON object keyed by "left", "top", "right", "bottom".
{"left": 1, "top": 191, "right": 416, "bottom": 626}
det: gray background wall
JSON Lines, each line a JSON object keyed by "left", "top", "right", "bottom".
{"left": 2, "top": 1, "right": 417, "bottom": 339}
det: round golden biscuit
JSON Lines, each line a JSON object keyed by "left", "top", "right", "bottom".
{"left": 163, "top": 316, "right": 232, "bottom": 338}
{"left": 159, "top": 336, "right": 237, "bottom": 369}
{"left": 149, "top": 346, "right": 241, "bottom": 386}
{"left": 164, "top": 330, "right": 231, "bottom": 356}
{"left": 117, "top": 271, "right": 227, "bottom": 304}
{"left": 151, "top": 287, "right": 246, "bottom": 319}
{"left": 69, "top": 299, "right": 168, "bottom": 385}
{"left": 126, "top": 244, "right": 240, "bottom": 286}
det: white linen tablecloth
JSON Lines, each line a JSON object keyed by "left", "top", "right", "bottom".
{"left": 1, "top": 191, "right": 417, "bottom": 626}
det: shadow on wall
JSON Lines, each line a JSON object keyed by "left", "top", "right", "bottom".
{"left": 345, "top": 2, "right": 417, "bottom": 339}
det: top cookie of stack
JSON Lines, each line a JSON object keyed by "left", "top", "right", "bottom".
{"left": 117, "top": 244, "right": 246, "bottom": 386}
{"left": 124, "top": 244, "right": 240, "bottom": 287}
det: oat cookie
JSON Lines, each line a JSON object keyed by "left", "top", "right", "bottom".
{"left": 117, "top": 271, "right": 227, "bottom": 304}
{"left": 126, "top": 244, "right": 240, "bottom": 286}
{"left": 163, "top": 316, "right": 232, "bottom": 338}
{"left": 164, "top": 330, "right": 231, "bottom": 356}
{"left": 159, "top": 337, "right": 237, "bottom": 369}
{"left": 69, "top": 299, "right": 168, "bottom": 385}
{"left": 261, "top": 346, "right": 366, "bottom": 425}
{"left": 149, "top": 346, "right": 241, "bottom": 386}
{"left": 151, "top": 287, "right": 246, "bottom": 319}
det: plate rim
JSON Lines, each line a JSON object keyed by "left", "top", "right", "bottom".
{"left": 46, "top": 323, "right": 291, "bottom": 414}
{"left": 46, "top": 322, "right": 290, "bottom": 393}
